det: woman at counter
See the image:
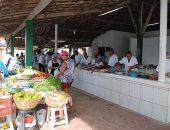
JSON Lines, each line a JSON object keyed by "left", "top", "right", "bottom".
{"left": 115, "top": 51, "right": 138, "bottom": 73}
{"left": 108, "top": 48, "right": 118, "bottom": 67}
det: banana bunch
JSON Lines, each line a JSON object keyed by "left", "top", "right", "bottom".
{"left": 46, "top": 90, "right": 72, "bottom": 107}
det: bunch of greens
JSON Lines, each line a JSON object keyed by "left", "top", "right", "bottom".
{"left": 33, "top": 77, "right": 61, "bottom": 92}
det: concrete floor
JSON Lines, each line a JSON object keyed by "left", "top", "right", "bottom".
{"left": 40, "top": 88, "right": 170, "bottom": 130}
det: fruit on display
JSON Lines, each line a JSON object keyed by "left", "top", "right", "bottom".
{"left": 32, "top": 72, "right": 51, "bottom": 78}
{"left": 33, "top": 77, "right": 61, "bottom": 92}
{"left": 45, "top": 90, "right": 72, "bottom": 107}
{"left": 13, "top": 92, "right": 41, "bottom": 100}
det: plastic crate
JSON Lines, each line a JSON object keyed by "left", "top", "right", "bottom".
{"left": 0, "top": 98, "right": 15, "bottom": 117}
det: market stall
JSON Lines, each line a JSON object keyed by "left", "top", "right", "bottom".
{"left": 0, "top": 68, "right": 72, "bottom": 130}
{"left": 73, "top": 67, "right": 170, "bottom": 123}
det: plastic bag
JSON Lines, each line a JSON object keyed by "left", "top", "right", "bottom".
{"left": 37, "top": 109, "right": 46, "bottom": 125}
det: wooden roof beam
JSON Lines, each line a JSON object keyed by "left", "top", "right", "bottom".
{"left": 36, "top": 0, "right": 133, "bottom": 20}
{"left": 12, "top": 0, "right": 53, "bottom": 36}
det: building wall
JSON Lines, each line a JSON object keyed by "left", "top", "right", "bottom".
{"left": 144, "top": 29, "right": 170, "bottom": 37}
{"left": 92, "top": 30, "right": 135, "bottom": 60}
{"left": 130, "top": 30, "right": 170, "bottom": 65}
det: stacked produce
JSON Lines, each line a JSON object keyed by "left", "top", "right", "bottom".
{"left": 32, "top": 72, "right": 51, "bottom": 78}
{"left": 45, "top": 90, "right": 72, "bottom": 108}
{"left": 13, "top": 92, "right": 42, "bottom": 110}
{"left": 33, "top": 77, "right": 61, "bottom": 92}
{"left": 13, "top": 92, "right": 41, "bottom": 100}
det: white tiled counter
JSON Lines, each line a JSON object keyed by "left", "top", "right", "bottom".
{"left": 72, "top": 69, "right": 170, "bottom": 123}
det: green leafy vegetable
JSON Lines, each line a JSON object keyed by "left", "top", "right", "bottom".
{"left": 33, "top": 77, "right": 61, "bottom": 92}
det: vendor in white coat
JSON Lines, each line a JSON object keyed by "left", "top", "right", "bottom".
{"left": 115, "top": 51, "right": 138, "bottom": 72}
{"left": 80, "top": 51, "right": 92, "bottom": 65}
{"left": 91, "top": 51, "right": 102, "bottom": 65}
{"left": 74, "top": 50, "right": 82, "bottom": 66}
{"left": 108, "top": 48, "right": 118, "bottom": 67}
{"left": 48, "top": 54, "right": 61, "bottom": 76}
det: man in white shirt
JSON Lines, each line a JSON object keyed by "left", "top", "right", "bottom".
{"left": 91, "top": 51, "right": 102, "bottom": 65}
{"left": 108, "top": 48, "right": 118, "bottom": 67}
{"left": 80, "top": 51, "right": 92, "bottom": 65}
{"left": 38, "top": 53, "right": 46, "bottom": 72}
{"left": 116, "top": 51, "right": 138, "bottom": 72}
{"left": 74, "top": 50, "right": 82, "bottom": 66}
{"left": 48, "top": 54, "right": 61, "bottom": 76}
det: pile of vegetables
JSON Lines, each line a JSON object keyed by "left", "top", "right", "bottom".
{"left": 13, "top": 92, "right": 41, "bottom": 100}
{"left": 33, "top": 77, "right": 61, "bottom": 92}
{"left": 32, "top": 72, "right": 51, "bottom": 78}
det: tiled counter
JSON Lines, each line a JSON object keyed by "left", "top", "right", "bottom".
{"left": 72, "top": 69, "right": 170, "bottom": 123}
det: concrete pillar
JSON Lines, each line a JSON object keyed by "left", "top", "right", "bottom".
{"left": 10, "top": 35, "right": 14, "bottom": 56}
{"left": 55, "top": 24, "right": 58, "bottom": 54}
{"left": 158, "top": 0, "right": 168, "bottom": 82}
{"left": 25, "top": 20, "right": 33, "bottom": 66}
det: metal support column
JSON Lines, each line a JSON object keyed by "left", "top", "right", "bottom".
{"left": 25, "top": 20, "right": 33, "bottom": 66}
{"left": 137, "top": 33, "right": 143, "bottom": 65}
{"left": 55, "top": 24, "right": 58, "bottom": 54}
{"left": 158, "top": 0, "right": 168, "bottom": 82}
{"left": 10, "top": 35, "right": 14, "bottom": 56}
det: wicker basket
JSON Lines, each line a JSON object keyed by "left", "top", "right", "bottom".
{"left": 45, "top": 97, "right": 68, "bottom": 108}
{"left": 13, "top": 97, "right": 41, "bottom": 110}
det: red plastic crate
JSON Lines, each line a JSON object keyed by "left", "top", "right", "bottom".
{"left": 0, "top": 98, "right": 15, "bottom": 117}
{"left": 0, "top": 98, "right": 12, "bottom": 109}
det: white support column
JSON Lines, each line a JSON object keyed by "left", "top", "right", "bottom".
{"left": 158, "top": 0, "right": 168, "bottom": 82}
{"left": 55, "top": 24, "right": 58, "bottom": 54}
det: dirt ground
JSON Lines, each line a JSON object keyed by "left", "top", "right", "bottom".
{"left": 40, "top": 88, "right": 170, "bottom": 130}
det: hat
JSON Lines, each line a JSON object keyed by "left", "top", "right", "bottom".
{"left": 109, "top": 48, "right": 114, "bottom": 53}
{"left": 59, "top": 51, "right": 69, "bottom": 57}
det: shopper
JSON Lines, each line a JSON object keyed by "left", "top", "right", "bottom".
{"left": 56, "top": 51, "right": 75, "bottom": 94}
{"left": 108, "top": 48, "right": 118, "bottom": 67}
{"left": 48, "top": 54, "right": 61, "bottom": 76}
{"left": 38, "top": 52, "right": 46, "bottom": 72}
{"left": 20, "top": 52, "right": 25, "bottom": 67}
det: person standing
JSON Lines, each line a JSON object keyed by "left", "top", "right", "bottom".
{"left": 48, "top": 54, "right": 61, "bottom": 76}
{"left": 20, "top": 52, "right": 25, "bottom": 67}
{"left": 38, "top": 52, "right": 46, "bottom": 72}
{"left": 56, "top": 51, "right": 75, "bottom": 94}
{"left": 115, "top": 51, "right": 138, "bottom": 73}
{"left": 91, "top": 51, "right": 102, "bottom": 65}
{"left": 80, "top": 51, "right": 92, "bottom": 65}
{"left": 74, "top": 50, "right": 82, "bottom": 66}
{"left": 3, "top": 52, "right": 12, "bottom": 68}
{"left": 108, "top": 48, "right": 118, "bottom": 67}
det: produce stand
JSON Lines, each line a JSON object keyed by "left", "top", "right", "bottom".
{"left": 0, "top": 67, "right": 72, "bottom": 130}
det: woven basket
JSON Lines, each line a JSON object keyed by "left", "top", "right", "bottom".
{"left": 45, "top": 97, "right": 68, "bottom": 108}
{"left": 13, "top": 97, "right": 41, "bottom": 110}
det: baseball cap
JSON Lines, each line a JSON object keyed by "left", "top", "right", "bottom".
{"left": 59, "top": 51, "right": 69, "bottom": 57}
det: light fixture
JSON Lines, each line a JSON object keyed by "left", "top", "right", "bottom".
{"left": 50, "top": 40, "right": 66, "bottom": 43}
{"left": 73, "top": 30, "right": 76, "bottom": 35}
{"left": 15, "top": 36, "right": 25, "bottom": 39}
{"left": 147, "top": 23, "right": 159, "bottom": 26}
{"left": 99, "top": 7, "right": 124, "bottom": 16}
